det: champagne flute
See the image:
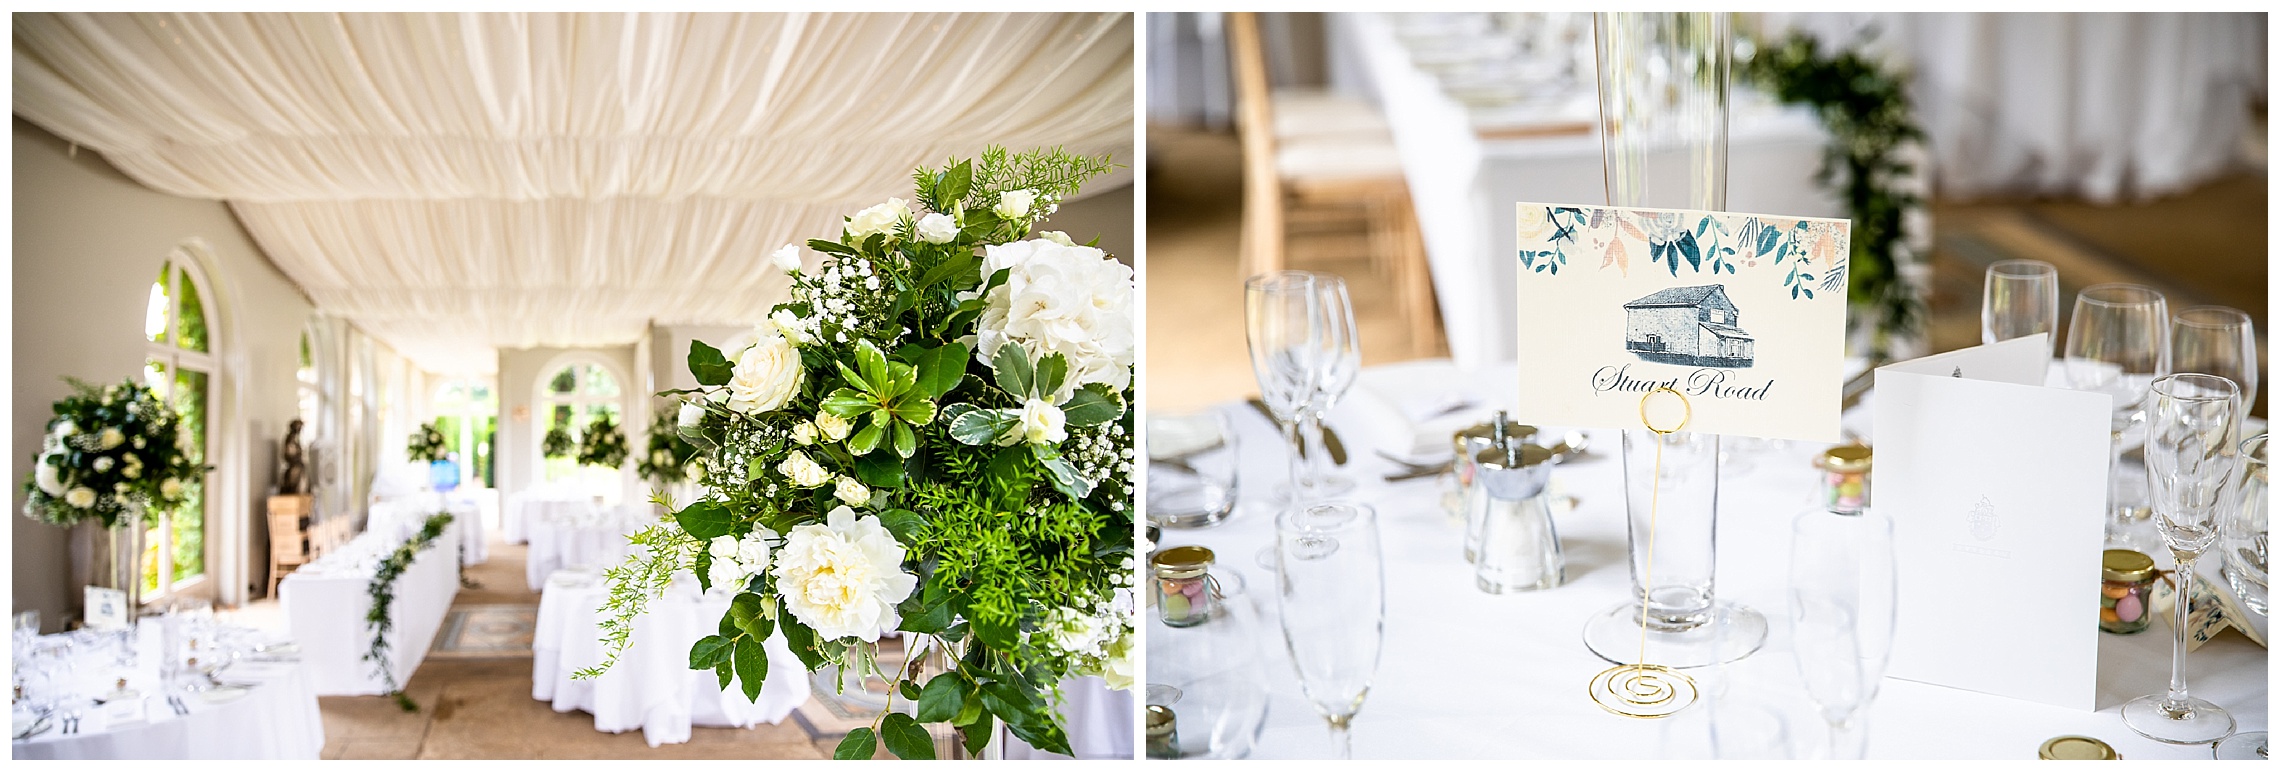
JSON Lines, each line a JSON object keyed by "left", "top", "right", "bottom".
{"left": 1788, "top": 507, "right": 1896, "bottom": 759}
{"left": 1982, "top": 259, "right": 2060, "bottom": 357}
{"left": 1296, "top": 274, "right": 1361, "bottom": 499}
{"left": 1246, "top": 271, "right": 1325, "bottom": 500}
{"left": 2171, "top": 305, "right": 2258, "bottom": 416}
{"left": 2064, "top": 284, "right": 2170, "bottom": 547}
{"left": 2121, "top": 373, "right": 2241, "bottom": 744}
{"left": 1275, "top": 501, "right": 1384, "bottom": 759}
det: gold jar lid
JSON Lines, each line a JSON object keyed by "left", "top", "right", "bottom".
{"left": 1145, "top": 704, "right": 1176, "bottom": 735}
{"left": 2101, "top": 550, "right": 2156, "bottom": 583}
{"left": 1816, "top": 443, "right": 1872, "bottom": 473}
{"left": 2038, "top": 735, "right": 2118, "bottom": 760}
{"left": 1151, "top": 545, "right": 1215, "bottom": 580}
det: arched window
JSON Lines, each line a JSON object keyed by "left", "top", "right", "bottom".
{"left": 142, "top": 255, "right": 215, "bottom": 598}
{"left": 536, "top": 361, "right": 622, "bottom": 496}
{"left": 431, "top": 378, "right": 498, "bottom": 488}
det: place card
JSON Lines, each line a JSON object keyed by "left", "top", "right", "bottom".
{"left": 82, "top": 586, "right": 128, "bottom": 630}
{"left": 1511, "top": 203, "right": 1852, "bottom": 441}
{"left": 1876, "top": 335, "right": 2111, "bottom": 710}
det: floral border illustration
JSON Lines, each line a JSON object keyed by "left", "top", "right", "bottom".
{"left": 1516, "top": 205, "right": 1850, "bottom": 301}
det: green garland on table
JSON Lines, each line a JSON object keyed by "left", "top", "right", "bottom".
{"left": 577, "top": 415, "right": 629, "bottom": 469}
{"left": 1740, "top": 29, "right": 1927, "bottom": 361}
{"left": 406, "top": 422, "right": 449, "bottom": 464}
{"left": 363, "top": 511, "right": 453, "bottom": 712}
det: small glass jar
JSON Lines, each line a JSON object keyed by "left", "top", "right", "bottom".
{"left": 1145, "top": 704, "right": 1179, "bottom": 760}
{"left": 2100, "top": 549, "right": 2156, "bottom": 635}
{"left": 1151, "top": 546, "right": 1219, "bottom": 628}
{"left": 1815, "top": 444, "right": 1872, "bottom": 515}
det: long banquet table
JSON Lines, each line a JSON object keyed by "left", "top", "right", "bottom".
{"left": 1152, "top": 359, "right": 2267, "bottom": 759}
{"left": 278, "top": 521, "right": 462, "bottom": 696}
{"left": 368, "top": 493, "right": 488, "bottom": 566}
{"left": 10, "top": 624, "right": 323, "bottom": 759}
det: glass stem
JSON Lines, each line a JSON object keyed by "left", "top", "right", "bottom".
{"left": 1298, "top": 411, "right": 1330, "bottom": 498}
{"left": 2106, "top": 433, "right": 2126, "bottom": 529}
{"left": 1282, "top": 417, "right": 1309, "bottom": 500}
{"left": 1829, "top": 715, "right": 1868, "bottom": 760}
{"left": 2165, "top": 557, "right": 2196, "bottom": 709}
{"left": 1326, "top": 714, "right": 1353, "bottom": 759}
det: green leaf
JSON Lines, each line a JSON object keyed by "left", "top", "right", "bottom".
{"left": 1033, "top": 352, "right": 1068, "bottom": 400}
{"left": 692, "top": 549, "right": 715, "bottom": 593}
{"left": 909, "top": 342, "right": 969, "bottom": 399}
{"left": 939, "top": 160, "right": 972, "bottom": 207}
{"left": 732, "top": 636, "right": 768, "bottom": 701}
{"left": 820, "top": 389, "right": 874, "bottom": 418}
{"left": 855, "top": 340, "right": 890, "bottom": 396}
{"left": 834, "top": 359, "right": 872, "bottom": 394}
{"left": 1057, "top": 384, "right": 1123, "bottom": 427}
{"left": 807, "top": 238, "right": 858, "bottom": 257}
{"left": 916, "top": 674, "right": 970, "bottom": 723}
{"left": 1033, "top": 444, "right": 1095, "bottom": 499}
{"left": 778, "top": 616, "right": 827, "bottom": 671}
{"left": 959, "top": 712, "right": 995, "bottom": 756}
{"left": 875, "top": 509, "right": 925, "bottom": 544}
{"left": 887, "top": 396, "right": 937, "bottom": 427}
{"left": 688, "top": 635, "right": 733, "bottom": 669}
{"left": 884, "top": 361, "right": 919, "bottom": 399}
{"left": 898, "top": 596, "right": 952, "bottom": 634}
{"left": 852, "top": 451, "right": 905, "bottom": 489}
{"left": 977, "top": 679, "right": 1040, "bottom": 721}
{"left": 972, "top": 609, "right": 1017, "bottom": 651}
{"left": 892, "top": 421, "right": 917, "bottom": 458}
{"left": 913, "top": 252, "right": 980, "bottom": 292}
{"left": 720, "top": 614, "right": 742, "bottom": 639}
{"left": 688, "top": 340, "right": 734, "bottom": 386}
{"left": 715, "top": 659, "right": 734, "bottom": 691}
{"left": 1005, "top": 714, "right": 1073, "bottom": 757}
{"left": 943, "top": 404, "right": 1014, "bottom": 446}
{"left": 898, "top": 680, "right": 923, "bottom": 701}
{"left": 879, "top": 713, "right": 935, "bottom": 760}
{"left": 674, "top": 501, "right": 732, "bottom": 540}
{"left": 954, "top": 693, "right": 985, "bottom": 727}
{"left": 991, "top": 345, "right": 1034, "bottom": 398}
{"left": 987, "top": 447, "right": 1031, "bottom": 509}
{"left": 833, "top": 727, "right": 878, "bottom": 760}
{"left": 849, "top": 418, "right": 886, "bottom": 456}
{"left": 730, "top": 592, "right": 775, "bottom": 641}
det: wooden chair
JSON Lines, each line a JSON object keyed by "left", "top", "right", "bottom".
{"left": 265, "top": 494, "right": 312, "bottom": 598}
{"left": 1229, "top": 12, "right": 1441, "bottom": 356}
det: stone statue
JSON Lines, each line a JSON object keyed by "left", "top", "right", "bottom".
{"left": 277, "top": 418, "right": 308, "bottom": 495}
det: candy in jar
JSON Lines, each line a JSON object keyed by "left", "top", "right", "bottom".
{"left": 1151, "top": 546, "right": 1220, "bottom": 628}
{"left": 2100, "top": 549, "right": 2156, "bottom": 635}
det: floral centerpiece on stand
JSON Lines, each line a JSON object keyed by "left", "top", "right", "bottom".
{"left": 542, "top": 424, "right": 576, "bottom": 460}
{"left": 407, "top": 422, "right": 449, "bottom": 464}
{"left": 637, "top": 412, "right": 701, "bottom": 486}
{"left": 577, "top": 415, "right": 628, "bottom": 469}
{"left": 22, "top": 379, "right": 202, "bottom": 528}
{"left": 585, "top": 148, "right": 1135, "bottom": 760}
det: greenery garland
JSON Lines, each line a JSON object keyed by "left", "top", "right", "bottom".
{"left": 541, "top": 425, "right": 576, "bottom": 459}
{"left": 406, "top": 422, "right": 449, "bottom": 464}
{"left": 1740, "top": 29, "right": 1927, "bottom": 360}
{"left": 637, "top": 412, "right": 700, "bottom": 485}
{"left": 364, "top": 511, "right": 453, "bottom": 712}
{"left": 577, "top": 416, "right": 629, "bottom": 469}
{"left": 21, "top": 378, "right": 205, "bottom": 528}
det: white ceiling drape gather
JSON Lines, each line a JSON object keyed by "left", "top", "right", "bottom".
{"left": 15, "top": 12, "right": 1134, "bottom": 374}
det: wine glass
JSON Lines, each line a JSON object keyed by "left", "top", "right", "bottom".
{"left": 1246, "top": 271, "right": 1324, "bottom": 501}
{"left": 1275, "top": 501, "right": 1384, "bottom": 759}
{"left": 2064, "top": 284, "right": 2170, "bottom": 548}
{"left": 1297, "top": 274, "right": 1361, "bottom": 499}
{"left": 1983, "top": 259, "right": 2060, "bottom": 365}
{"left": 1788, "top": 507, "right": 1897, "bottom": 759}
{"left": 2121, "top": 373, "right": 2241, "bottom": 744}
{"left": 2171, "top": 305, "right": 2258, "bottom": 416}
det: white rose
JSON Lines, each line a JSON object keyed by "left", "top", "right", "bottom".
{"left": 1102, "top": 629, "right": 1134, "bottom": 690}
{"left": 771, "top": 506, "right": 918, "bottom": 642}
{"left": 772, "top": 243, "right": 804, "bottom": 273}
{"left": 99, "top": 428, "right": 125, "bottom": 450}
{"left": 1039, "top": 230, "right": 1077, "bottom": 247}
{"left": 915, "top": 212, "right": 959, "bottom": 244}
{"left": 995, "top": 189, "right": 1036, "bottom": 219}
{"left": 34, "top": 459, "right": 65, "bottom": 497}
{"left": 726, "top": 330, "right": 803, "bottom": 415}
{"left": 92, "top": 457, "right": 113, "bottom": 473}
{"left": 791, "top": 421, "right": 817, "bottom": 446}
{"left": 777, "top": 450, "right": 831, "bottom": 488}
{"left": 735, "top": 528, "right": 775, "bottom": 573}
{"left": 770, "top": 309, "right": 810, "bottom": 345}
{"left": 834, "top": 477, "right": 871, "bottom": 508}
{"left": 651, "top": 450, "right": 669, "bottom": 466}
{"left": 685, "top": 458, "right": 706, "bottom": 480}
{"left": 678, "top": 401, "right": 706, "bottom": 428}
{"left": 709, "top": 534, "right": 741, "bottom": 561}
{"left": 133, "top": 437, "right": 145, "bottom": 449}
{"left": 813, "top": 412, "right": 853, "bottom": 443}
{"left": 972, "top": 238, "right": 1135, "bottom": 400}
{"left": 846, "top": 197, "right": 911, "bottom": 242}
{"left": 159, "top": 478, "right": 183, "bottom": 499}
{"left": 64, "top": 487, "right": 96, "bottom": 508}
{"left": 707, "top": 535, "right": 749, "bottom": 590}
{"left": 50, "top": 420, "right": 76, "bottom": 439}
{"left": 1013, "top": 398, "right": 1067, "bottom": 446}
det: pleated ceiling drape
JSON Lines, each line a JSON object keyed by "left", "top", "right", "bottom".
{"left": 15, "top": 12, "right": 1134, "bottom": 373}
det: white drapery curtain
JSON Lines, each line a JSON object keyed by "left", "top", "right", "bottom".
{"left": 1766, "top": 12, "right": 2265, "bottom": 204}
{"left": 14, "top": 12, "right": 1135, "bottom": 373}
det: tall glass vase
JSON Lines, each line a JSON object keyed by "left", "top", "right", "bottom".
{"left": 86, "top": 512, "right": 146, "bottom": 626}
{"left": 1583, "top": 13, "right": 1763, "bottom": 670}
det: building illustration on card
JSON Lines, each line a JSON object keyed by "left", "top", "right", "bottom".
{"left": 1622, "top": 284, "right": 1754, "bottom": 368}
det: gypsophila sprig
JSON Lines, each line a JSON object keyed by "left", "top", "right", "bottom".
{"left": 21, "top": 378, "right": 206, "bottom": 529}
{"left": 587, "top": 147, "right": 1133, "bottom": 759}
{"left": 406, "top": 422, "right": 449, "bottom": 463}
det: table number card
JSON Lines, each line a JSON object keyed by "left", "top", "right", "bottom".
{"left": 1512, "top": 203, "right": 1852, "bottom": 441}
{"left": 83, "top": 586, "right": 127, "bottom": 630}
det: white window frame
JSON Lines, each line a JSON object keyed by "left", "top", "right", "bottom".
{"left": 142, "top": 254, "right": 217, "bottom": 601}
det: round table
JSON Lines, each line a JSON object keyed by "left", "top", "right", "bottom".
{"left": 11, "top": 625, "right": 323, "bottom": 760}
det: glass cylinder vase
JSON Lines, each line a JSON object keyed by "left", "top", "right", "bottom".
{"left": 1582, "top": 430, "right": 1766, "bottom": 668}
{"left": 85, "top": 511, "right": 147, "bottom": 627}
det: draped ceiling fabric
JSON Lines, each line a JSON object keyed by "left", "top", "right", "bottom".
{"left": 14, "top": 12, "right": 1135, "bottom": 374}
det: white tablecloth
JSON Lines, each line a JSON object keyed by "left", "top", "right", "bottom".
{"left": 531, "top": 569, "right": 809, "bottom": 747}
{"left": 368, "top": 493, "right": 487, "bottom": 566}
{"left": 10, "top": 626, "right": 323, "bottom": 759}
{"left": 278, "top": 523, "right": 461, "bottom": 696}
{"left": 524, "top": 503, "right": 658, "bottom": 592}
{"left": 1156, "top": 359, "right": 2267, "bottom": 759}
{"left": 1001, "top": 676, "right": 1136, "bottom": 760}
{"left": 1327, "top": 13, "right": 1843, "bottom": 372}
{"left": 506, "top": 489, "right": 610, "bottom": 546}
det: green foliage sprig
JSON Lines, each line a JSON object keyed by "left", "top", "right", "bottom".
{"left": 1740, "top": 29, "right": 1927, "bottom": 358}
{"left": 21, "top": 378, "right": 205, "bottom": 529}
{"left": 364, "top": 511, "right": 453, "bottom": 711}
{"left": 406, "top": 422, "right": 449, "bottom": 464}
{"left": 577, "top": 416, "right": 628, "bottom": 469}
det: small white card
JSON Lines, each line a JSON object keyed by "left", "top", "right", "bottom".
{"left": 1512, "top": 203, "right": 1852, "bottom": 441}
{"left": 83, "top": 586, "right": 127, "bottom": 630}
{"left": 1878, "top": 335, "right": 2111, "bottom": 710}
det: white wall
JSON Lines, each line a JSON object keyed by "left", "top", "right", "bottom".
{"left": 13, "top": 118, "right": 315, "bottom": 626}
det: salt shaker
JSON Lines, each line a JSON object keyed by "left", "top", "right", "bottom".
{"left": 1473, "top": 423, "right": 1563, "bottom": 593}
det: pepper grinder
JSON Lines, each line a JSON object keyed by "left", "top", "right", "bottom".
{"left": 1474, "top": 412, "right": 1563, "bottom": 593}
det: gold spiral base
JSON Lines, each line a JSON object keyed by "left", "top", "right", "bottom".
{"left": 1589, "top": 663, "right": 1697, "bottom": 719}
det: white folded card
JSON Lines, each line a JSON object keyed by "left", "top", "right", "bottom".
{"left": 1877, "top": 334, "right": 2111, "bottom": 710}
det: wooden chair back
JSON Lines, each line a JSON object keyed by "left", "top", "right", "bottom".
{"left": 1228, "top": 11, "right": 1285, "bottom": 280}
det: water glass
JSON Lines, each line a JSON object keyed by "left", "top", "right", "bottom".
{"left": 1275, "top": 501, "right": 1384, "bottom": 759}
{"left": 2122, "top": 373, "right": 2241, "bottom": 744}
{"left": 2064, "top": 283, "right": 2170, "bottom": 545}
{"left": 1982, "top": 259, "right": 2060, "bottom": 356}
{"left": 2171, "top": 305, "right": 2259, "bottom": 416}
{"left": 1146, "top": 412, "right": 1240, "bottom": 528}
{"left": 1146, "top": 570, "right": 1269, "bottom": 759}
{"left": 2222, "top": 433, "right": 2268, "bottom": 617}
